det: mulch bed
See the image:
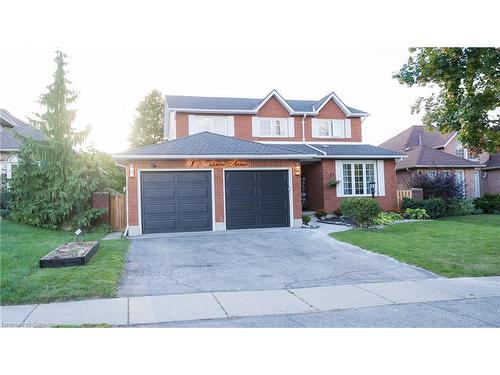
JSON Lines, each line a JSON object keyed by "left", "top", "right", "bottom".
{"left": 39, "top": 241, "right": 99, "bottom": 268}
{"left": 316, "top": 216, "right": 357, "bottom": 227}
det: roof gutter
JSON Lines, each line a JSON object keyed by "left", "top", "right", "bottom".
{"left": 113, "top": 154, "right": 318, "bottom": 160}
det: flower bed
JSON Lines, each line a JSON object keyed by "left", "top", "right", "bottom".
{"left": 39, "top": 241, "right": 99, "bottom": 268}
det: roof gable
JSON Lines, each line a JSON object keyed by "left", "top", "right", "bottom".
{"left": 380, "top": 125, "right": 456, "bottom": 152}
{"left": 0, "top": 109, "right": 46, "bottom": 151}
{"left": 165, "top": 91, "right": 368, "bottom": 116}
{"left": 396, "top": 145, "right": 481, "bottom": 170}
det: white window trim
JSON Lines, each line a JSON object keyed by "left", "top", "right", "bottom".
{"left": 312, "top": 119, "right": 351, "bottom": 139}
{"left": 252, "top": 117, "right": 293, "bottom": 138}
{"left": 335, "top": 160, "right": 384, "bottom": 197}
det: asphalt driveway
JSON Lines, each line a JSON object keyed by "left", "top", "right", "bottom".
{"left": 119, "top": 225, "right": 437, "bottom": 297}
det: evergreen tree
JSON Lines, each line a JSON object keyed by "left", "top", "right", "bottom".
{"left": 128, "top": 90, "right": 165, "bottom": 148}
{"left": 10, "top": 51, "right": 105, "bottom": 229}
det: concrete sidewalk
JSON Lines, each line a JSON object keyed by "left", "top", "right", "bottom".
{"left": 2, "top": 276, "right": 500, "bottom": 327}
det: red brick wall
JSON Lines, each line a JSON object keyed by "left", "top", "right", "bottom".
{"left": 173, "top": 97, "right": 362, "bottom": 142}
{"left": 124, "top": 159, "right": 302, "bottom": 227}
{"left": 303, "top": 159, "right": 397, "bottom": 212}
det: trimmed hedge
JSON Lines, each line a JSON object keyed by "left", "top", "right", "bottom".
{"left": 341, "top": 198, "right": 381, "bottom": 227}
{"left": 474, "top": 193, "right": 500, "bottom": 214}
{"left": 402, "top": 197, "right": 445, "bottom": 219}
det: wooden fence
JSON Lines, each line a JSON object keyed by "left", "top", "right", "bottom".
{"left": 396, "top": 189, "right": 412, "bottom": 210}
{"left": 110, "top": 193, "right": 126, "bottom": 230}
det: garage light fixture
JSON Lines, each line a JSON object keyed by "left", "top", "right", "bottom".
{"left": 294, "top": 162, "right": 301, "bottom": 176}
{"left": 129, "top": 164, "right": 135, "bottom": 178}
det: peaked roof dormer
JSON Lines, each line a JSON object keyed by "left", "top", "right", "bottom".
{"left": 253, "top": 89, "right": 295, "bottom": 114}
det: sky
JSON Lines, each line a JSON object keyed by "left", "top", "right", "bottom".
{"left": 0, "top": 1, "right": 496, "bottom": 154}
{"left": 0, "top": 47, "right": 432, "bottom": 153}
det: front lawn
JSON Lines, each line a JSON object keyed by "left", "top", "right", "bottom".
{"left": 0, "top": 220, "right": 129, "bottom": 305}
{"left": 330, "top": 215, "right": 500, "bottom": 278}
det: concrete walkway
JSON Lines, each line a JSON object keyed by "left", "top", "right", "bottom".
{"left": 2, "top": 276, "right": 499, "bottom": 327}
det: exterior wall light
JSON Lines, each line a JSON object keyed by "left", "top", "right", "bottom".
{"left": 129, "top": 164, "right": 135, "bottom": 178}
{"left": 294, "top": 162, "right": 301, "bottom": 176}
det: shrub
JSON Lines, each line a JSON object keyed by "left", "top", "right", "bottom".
{"left": 302, "top": 215, "right": 311, "bottom": 225}
{"left": 473, "top": 193, "right": 500, "bottom": 214}
{"left": 333, "top": 208, "right": 342, "bottom": 217}
{"left": 0, "top": 191, "right": 12, "bottom": 218}
{"left": 408, "top": 171, "right": 464, "bottom": 200}
{"left": 444, "top": 198, "right": 475, "bottom": 216}
{"left": 373, "top": 212, "right": 403, "bottom": 226}
{"left": 341, "top": 198, "right": 381, "bottom": 228}
{"left": 404, "top": 208, "right": 430, "bottom": 220}
{"left": 402, "top": 197, "right": 445, "bottom": 219}
{"left": 315, "top": 208, "right": 328, "bottom": 219}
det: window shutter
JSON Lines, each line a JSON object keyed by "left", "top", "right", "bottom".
{"left": 376, "top": 160, "right": 385, "bottom": 196}
{"left": 311, "top": 118, "right": 319, "bottom": 137}
{"left": 188, "top": 115, "right": 197, "bottom": 135}
{"left": 344, "top": 119, "right": 352, "bottom": 138}
{"left": 287, "top": 118, "right": 295, "bottom": 137}
{"left": 227, "top": 116, "right": 235, "bottom": 136}
{"left": 251, "top": 117, "right": 260, "bottom": 137}
{"left": 335, "top": 160, "right": 344, "bottom": 197}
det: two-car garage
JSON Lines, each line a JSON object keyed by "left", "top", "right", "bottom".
{"left": 140, "top": 169, "right": 291, "bottom": 234}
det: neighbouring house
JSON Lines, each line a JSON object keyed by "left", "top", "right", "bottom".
{"left": 0, "top": 109, "right": 45, "bottom": 187}
{"left": 482, "top": 152, "right": 500, "bottom": 194}
{"left": 113, "top": 90, "right": 403, "bottom": 236}
{"left": 379, "top": 125, "right": 491, "bottom": 198}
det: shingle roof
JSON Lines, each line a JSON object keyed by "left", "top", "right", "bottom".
{"left": 379, "top": 125, "right": 455, "bottom": 152}
{"left": 484, "top": 152, "right": 500, "bottom": 170}
{"left": 114, "top": 132, "right": 404, "bottom": 160}
{"left": 395, "top": 145, "right": 481, "bottom": 170}
{"left": 165, "top": 92, "right": 368, "bottom": 116}
{"left": 114, "top": 132, "right": 316, "bottom": 159}
{"left": 308, "top": 144, "right": 404, "bottom": 157}
{"left": 0, "top": 109, "right": 45, "bottom": 150}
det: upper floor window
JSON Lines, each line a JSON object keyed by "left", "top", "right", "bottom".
{"left": 312, "top": 119, "right": 351, "bottom": 138}
{"left": 455, "top": 142, "right": 466, "bottom": 159}
{"left": 252, "top": 117, "right": 294, "bottom": 138}
{"left": 188, "top": 115, "right": 234, "bottom": 136}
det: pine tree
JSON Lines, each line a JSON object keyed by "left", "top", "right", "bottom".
{"left": 128, "top": 90, "right": 165, "bottom": 148}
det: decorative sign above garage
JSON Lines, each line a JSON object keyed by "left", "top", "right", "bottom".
{"left": 187, "top": 160, "right": 249, "bottom": 168}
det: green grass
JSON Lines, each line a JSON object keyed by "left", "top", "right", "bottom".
{"left": 0, "top": 220, "right": 129, "bottom": 305}
{"left": 331, "top": 215, "right": 500, "bottom": 278}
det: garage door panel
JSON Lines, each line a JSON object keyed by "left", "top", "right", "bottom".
{"left": 226, "top": 171, "right": 257, "bottom": 182}
{"left": 225, "top": 170, "right": 289, "bottom": 230}
{"left": 141, "top": 171, "right": 212, "bottom": 234}
{"left": 177, "top": 172, "right": 210, "bottom": 182}
{"left": 226, "top": 201, "right": 257, "bottom": 211}
{"left": 178, "top": 203, "right": 210, "bottom": 213}
{"left": 142, "top": 173, "right": 175, "bottom": 183}
{"left": 142, "top": 188, "right": 175, "bottom": 198}
{"left": 226, "top": 187, "right": 256, "bottom": 197}
{"left": 177, "top": 187, "right": 210, "bottom": 198}
{"left": 178, "top": 218, "right": 210, "bottom": 229}
{"left": 143, "top": 204, "right": 176, "bottom": 214}
{"left": 258, "top": 200, "right": 287, "bottom": 210}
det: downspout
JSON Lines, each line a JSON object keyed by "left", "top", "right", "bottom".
{"left": 114, "top": 161, "right": 129, "bottom": 237}
{"left": 301, "top": 113, "right": 306, "bottom": 142}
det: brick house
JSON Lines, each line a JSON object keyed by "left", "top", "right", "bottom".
{"left": 0, "top": 109, "right": 45, "bottom": 188}
{"left": 379, "top": 125, "right": 491, "bottom": 198}
{"left": 114, "top": 90, "right": 403, "bottom": 236}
